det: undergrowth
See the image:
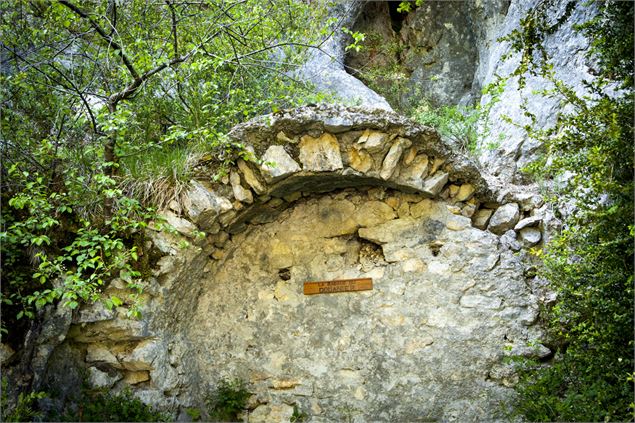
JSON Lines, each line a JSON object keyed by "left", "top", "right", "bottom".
{"left": 205, "top": 378, "right": 251, "bottom": 422}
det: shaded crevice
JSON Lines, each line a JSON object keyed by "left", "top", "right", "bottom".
{"left": 387, "top": 1, "right": 408, "bottom": 33}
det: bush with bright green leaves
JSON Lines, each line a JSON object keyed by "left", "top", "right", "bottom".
{"left": 500, "top": 1, "right": 634, "bottom": 421}
{"left": 0, "top": 0, "right": 331, "bottom": 344}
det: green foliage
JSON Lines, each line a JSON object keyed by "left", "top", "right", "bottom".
{"left": 576, "top": 0, "right": 634, "bottom": 88}
{"left": 0, "top": 0, "right": 330, "bottom": 343}
{"left": 62, "top": 388, "right": 167, "bottom": 422}
{"left": 1, "top": 377, "right": 46, "bottom": 422}
{"left": 206, "top": 378, "right": 251, "bottom": 422}
{"left": 409, "top": 80, "right": 505, "bottom": 155}
{"left": 345, "top": 30, "right": 412, "bottom": 112}
{"left": 1, "top": 162, "right": 152, "bottom": 330}
{"left": 290, "top": 404, "right": 309, "bottom": 422}
{"left": 501, "top": 1, "right": 635, "bottom": 421}
{"left": 410, "top": 103, "right": 480, "bottom": 154}
{"left": 185, "top": 407, "right": 202, "bottom": 421}
{"left": 396, "top": 0, "right": 425, "bottom": 14}
{"left": 342, "top": 27, "right": 366, "bottom": 53}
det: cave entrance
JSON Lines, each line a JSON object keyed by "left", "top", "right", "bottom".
{"left": 344, "top": 0, "right": 479, "bottom": 111}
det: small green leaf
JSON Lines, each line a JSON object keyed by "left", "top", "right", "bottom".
{"left": 111, "top": 295, "right": 123, "bottom": 307}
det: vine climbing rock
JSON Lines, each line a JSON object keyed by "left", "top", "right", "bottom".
{"left": 42, "top": 105, "right": 551, "bottom": 421}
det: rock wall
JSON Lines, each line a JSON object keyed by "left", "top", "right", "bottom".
{"left": 473, "top": 0, "right": 597, "bottom": 181}
{"left": 42, "top": 106, "right": 553, "bottom": 421}
{"left": 341, "top": 0, "right": 597, "bottom": 180}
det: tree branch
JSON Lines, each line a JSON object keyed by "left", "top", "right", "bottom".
{"left": 58, "top": 0, "right": 140, "bottom": 81}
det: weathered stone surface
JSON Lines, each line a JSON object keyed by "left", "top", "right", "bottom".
{"left": 86, "top": 345, "right": 118, "bottom": 365}
{"left": 182, "top": 180, "right": 232, "bottom": 229}
{"left": 88, "top": 367, "right": 121, "bottom": 389}
{"left": 347, "top": 148, "right": 373, "bottom": 173}
{"left": 472, "top": 208, "right": 494, "bottom": 230}
{"left": 500, "top": 229, "right": 522, "bottom": 252}
{"left": 30, "top": 304, "right": 73, "bottom": 389}
{"left": 68, "top": 317, "right": 149, "bottom": 343}
{"left": 410, "top": 198, "right": 437, "bottom": 219}
{"left": 461, "top": 203, "right": 477, "bottom": 218}
{"left": 354, "top": 201, "right": 396, "bottom": 227}
{"left": 250, "top": 404, "right": 294, "bottom": 423}
{"left": 119, "top": 340, "right": 157, "bottom": 371}
{"left": 160, "top": 210, "right": 197, "bottom": 237}
{"left": 299, "top": 133, "right": 343, "bottom": 171}
{"left": 380, "top": 138, "right": 411, "bottom": 180}
{"left": 0, "top": 343, "right": 15, "bottom": 366}
{"left": 514, "top": 215, "right": 542, "bottom": 231}
{"left": 260, "top": 145, "right": 301, "bottom": 183}
{"left": 402, "top": 147, "right": 417, "bottom": 166}
{"left": 519, "top": 227, "right": 542, "bottom": 247}
{"left": 429, "top": 158, "right": 445, "bottom": 176}
{"left": 422, "top": 172, "right": 449, "bottom": 197}
{"left": 446, "top": 215, "right": 472, "bottom": 231}
{"left": 123, "top": 370, "right": 150, "bottom": 385}
{"left": 297, "top": 3, "right": 393, "bottom": 111}
{"left": 230, "top": 171, "right": 253, "bottom": 204}
{"left": 76, "top": 301, "right": 116, "bottom": 323}
{"left": 460, "top": 295, "right": 502, "bottom": 310}
{"left": 456, "top": 184, "right": 475, "bottom": 202}
{"left": 177, "top": 189, "right": 538, "bottom": 422}
{"left": 237, "top": 159, "right": 265, "bottom": 194}
{"left": 398, "top": 154, "right": 429, "bottom": 186}
{"left": 357, "top": 130, "right": 389, "bottom": 153}
{"left": 323, "top": 115, "right": 355, "bottom": 133}
{"left": 488, "top": 203, "right": 520, "bottom": 234}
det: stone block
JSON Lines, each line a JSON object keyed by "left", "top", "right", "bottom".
{"left": 488, "top": 203, "right": 520, "bottom": 235}
{"left": 260, "top": 145, "right": 301, "bottom": 183}
{"left": 237, "top": 159, "right": 265, "bottom": 194}
{"left": 299, "top": 133, "right": 343, "bottom": 171}
{"left": 88, "top": 367, "right": 121, "bottom": 389}
{"left": 357, "top": 129, "right": 389, "bottom": 153}
{"left": 422, "top": 172, "right": 449, "bottom": 197}
{"left": 347, "top": 148, "right": 373, "bottom": 173}
{"left": 519, "top": 227, "right": 541, "bottom": 247}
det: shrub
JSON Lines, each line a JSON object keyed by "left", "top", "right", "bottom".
{"left": 1, "top": 377, "right": 46, "bottom": 422}
{"left": 501, "top": 0, "right": 635, "bottom": 420}
{"left": 63, "top": 388, "right": 167, "bottom": 422}
{"left": 206, "top": 379, "right": 251, "bottom": 422}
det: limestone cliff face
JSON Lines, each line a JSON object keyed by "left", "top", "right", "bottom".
{"left": 334, "top": 0, "right": 596, "bottom": 181}
{"left": 40, "top": 106, "right": 552, "bottom": 421}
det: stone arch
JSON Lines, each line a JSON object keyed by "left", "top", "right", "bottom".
{"left": 56, "top": 106, "right": 547, "bottom": 421}
{"left": 179, "top": 105, "right": 491, "bottom": 237}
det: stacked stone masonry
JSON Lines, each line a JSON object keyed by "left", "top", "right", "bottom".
{"left": 43, "top": 106, "right": 552, "bottom": 422}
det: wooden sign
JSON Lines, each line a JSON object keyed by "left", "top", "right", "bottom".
{"left": 303, "top": 278, "right": 373, "bottom": 295}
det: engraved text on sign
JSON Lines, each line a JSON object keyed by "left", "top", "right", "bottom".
{"left": 303, "top": 278, "right": 373, "bottom": 295}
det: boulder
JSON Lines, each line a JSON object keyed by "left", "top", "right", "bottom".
{"left": 488, "top": 203, "right": 520, "bottom": 234}
{"left": 519, "top": 227, "right": 542, "bottom": 247}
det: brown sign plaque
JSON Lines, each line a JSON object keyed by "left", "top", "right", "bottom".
{"left": 303, "top": 278, "right": 373, "bottom": 295}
